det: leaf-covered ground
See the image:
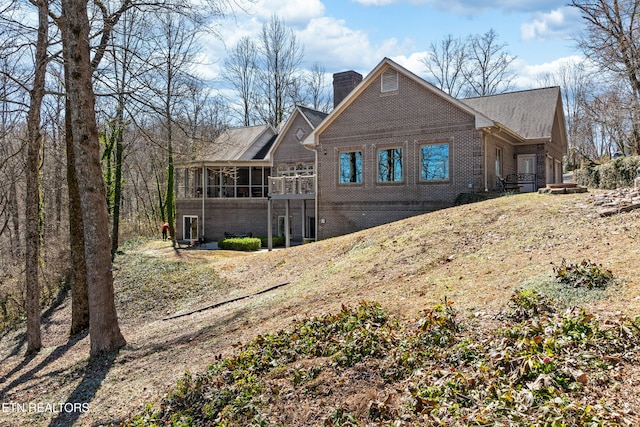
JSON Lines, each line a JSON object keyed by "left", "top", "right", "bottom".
{"left": 124, "top": 294, "right": 640, "bottom": 426}
{"left": 1, "top": 192, "right": 640, "bottom": 426}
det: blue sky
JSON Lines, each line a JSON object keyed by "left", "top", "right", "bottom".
{"left": 203, "top": 0, "right": 585, "bottom": 90}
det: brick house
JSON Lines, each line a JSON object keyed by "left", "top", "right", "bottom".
{"left": 175, "top": 57, "right": 567, "bottom": 244}
{"left": 175, "top": 106, "right": 326, "bottom": 243}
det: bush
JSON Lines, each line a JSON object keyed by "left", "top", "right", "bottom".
{"left": 258, "top": 235, "right": 285, "bottom": 248}
{"left": 574, "top": 156, "right": 640, "bottom": 189}
{"left": 217, "top": 237, "right": 261, "bottom": 251}
{"left": 553, "top": 258, "right": 614, "bottom": 289}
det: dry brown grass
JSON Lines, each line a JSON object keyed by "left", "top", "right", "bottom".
{"left": 1, "top": 192, "right": 639, "bottom": 426}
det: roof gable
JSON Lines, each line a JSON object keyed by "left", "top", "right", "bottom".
{"left": 307, "top": 57, "right": 494, "bottom": 144}
{"left": 298, "top": 105, "right": 328, "bottom": 128}
{"left": 270, "top": 105, "right": 328, "bottom": 154}
{"left": 462, "top": 87, "right": 562, "bottom": 141}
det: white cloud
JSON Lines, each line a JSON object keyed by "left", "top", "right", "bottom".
{"left": 298, "top": 13, "right": 427, "bottom": 72}
{"left": 389, "top": 52, "right": 430, "bottom": 76}
{"left": 299, "top": 17, "right": 382, "bottom": 72}
{"left": 513, "top": 55, "right": 586, "bottom": 88}
{"left": 351, "top": 0, "right": 569, "bottom": 14}
{"left": 251, "top": 0, "right": 325, "bottom": 23}
{"left": 521, "top": 7, "right": 580, "bottom": 41}
{"left": 197, "top": 0, "right": 582, "bottom": 93}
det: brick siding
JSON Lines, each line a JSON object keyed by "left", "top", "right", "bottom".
{"left": 316, "top": 69, "right": 482, "bottom": 239}
{"left": 176, "top": 199, "right": 314, "bottom": 241}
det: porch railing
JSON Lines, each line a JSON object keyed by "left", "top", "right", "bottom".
{"left": 268, "top": 175, "right": 315, "bottom": 196}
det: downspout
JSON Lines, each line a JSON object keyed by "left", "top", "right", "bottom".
{"left": 314, "top": 147, "right": 318, "bottom": 241}
{"left": 202, "top": 163, "right": 206, "bottom": 242}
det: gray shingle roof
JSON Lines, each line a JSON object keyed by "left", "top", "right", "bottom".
{"left": 462, "top": 87, "right": 561, "bottom": 140}
{"left": 199, "top": 125, "right": 276, "bottom": 162}
{"left": 298, "top": 105, "right": 328, "bottom": 128}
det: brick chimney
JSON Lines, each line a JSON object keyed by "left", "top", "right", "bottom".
{"left": 333, "top": 70, "right": 363, "bottom": 108}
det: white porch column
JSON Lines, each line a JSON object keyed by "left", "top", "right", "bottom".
{"left": 285, "top": 199, "right": 290, "bottom": 248}
{"left": 302, "top": 200, "right": 306, "bottom": 241}
{"left": 267, "top": 197, "right": 273, "bottom": 251}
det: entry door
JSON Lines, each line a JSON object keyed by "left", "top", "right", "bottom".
{"left": 307, "top": 216, "right": 316, "bottom": 240}
{"left": 278, "top": 215, "right": 293, "bottom": 237}
{"left": 517, "top": 155, "right": 536, "bottom": 192}
{"left": 183, "top": 216, "right": 198, "bottom": 241}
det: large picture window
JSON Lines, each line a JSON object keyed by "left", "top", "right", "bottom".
{"left": 421, "top": 143, "right": 449, "bottom": 181}
{"left": 378, "top": 147, "right": 403, "bottom": 182}
{"left": 339, "top": 151, "right": 363, "bottom": 184}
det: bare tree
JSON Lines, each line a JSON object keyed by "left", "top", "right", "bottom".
{"left": 570, "top": 0, "right": 640, "bottom": 153}
{"left": 59, "top": 0, "right": 126, "bottom": 355}
{"left": 585, "top": 87, "right": 636, "bottom": 157}
{"left": 0, "top": 54, "right": 27, "bottom": 325}
{"left": 0, "top": 0, "right": 53, "bottom": 354}
{"left": 142, "top": 11, "right": 202, "bottom": 243}
{"left": 463, "top": 29, "right": 517, "bottom": 97}
{"left": 24, "top": 0, "right": 51, "bottom": 355}
{"left": 256, "top": 14, "right": 304, "bottom": 127}
{"left": 223, "top": 36, "right": 257, "bottom": 126}
{"left": 305, "top": 62, "right": 331, "bottom": 112}
{"left": 100, "top": 7, "right": 149, "bottom": 259}
{"left": 537, "top": 60, "right": 598, "bottom": 165}
{"left": 0, "top": 54, "right": 26, "bottom": 266}
{"left": 421, "top": 34, "right": 468, "bottom": 97}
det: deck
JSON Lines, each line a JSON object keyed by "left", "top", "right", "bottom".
{"left": 268, "top": 175, "right": 316, "bottom": 199}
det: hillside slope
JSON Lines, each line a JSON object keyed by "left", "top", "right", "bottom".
{"left": 0, "top": 192, "right": 639, "bottom": 426}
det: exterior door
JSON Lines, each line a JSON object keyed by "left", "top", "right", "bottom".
{"left": 278, "top": 215, "right": 293, "bottom": 237}
{"left": 517, "top": 155, "right": 537, "bottom": 192}
{"left": 183, "top": 216, "right": 198, "bottom": 241}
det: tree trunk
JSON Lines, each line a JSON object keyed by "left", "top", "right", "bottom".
{"left": 65, "top": 89, "right": 90, "bottom": 335}
{"left": 60, "top": 0, "right": 125, "bottom": 354}
{"left": 8, "top": 169, "right": 21, "bottom": 260}
{"left": 111, "top": 106, "right": 124, "bottom": 259}
{"left": 25, "top": 0, "right": 50, "bottom": 355}
{"left": 166, "top": 140, "right": 175, "bottom": 244}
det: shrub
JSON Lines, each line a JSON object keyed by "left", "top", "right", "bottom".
{"left": 507, "top": 288, "right": 555, "bottom": 321}
{"left": 553, "top": 259, "right": 614, "bottom": 289}
{"left": 217, "top": 237, "right": 261, "bottom": 251}
{"left": 574, "top": 155, "right": 640, "bottom": 189}
{"left": 258, "top": 235, "right": 285, "bottom": 248}
{"left": 416, "top": 298, "right": 459, "bottom": 347}
{"left": 574, "top": 164, "right": 600, "bottom": 188}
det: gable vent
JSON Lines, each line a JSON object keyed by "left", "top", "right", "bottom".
{"left": 381, "top": 69, "right": 398, "bottom": 93}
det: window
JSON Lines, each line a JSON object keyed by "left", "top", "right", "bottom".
{"left": 381, "top": 69, "right": 398, "bottom": 92}
{"left": 339, "top": 151, "right": 363, "bottom": 184}
{"left": 421, "top": 143, "right": 449, "bottom": 181}
{"left": 495, "top": 147, "right": 503, "bottom": 177}
{"left": 378, "top": 147, "right": 403, "bottom": 182}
